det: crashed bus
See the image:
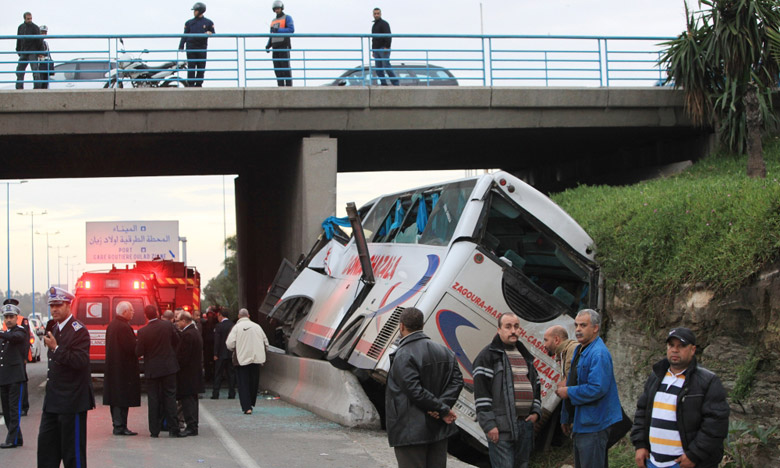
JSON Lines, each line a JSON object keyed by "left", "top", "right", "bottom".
{"left": 263, "top": 171, "right": 601, "bottom": 448}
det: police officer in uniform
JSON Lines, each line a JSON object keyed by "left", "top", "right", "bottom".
{"left": 0, "top": 303, "right": 27, "bottom": 448}
{"left": 178, "top": 2, "right": 215, "bottom": 87}
{"left": 265, "top": 0, "right": 294, "bottom": 86}
{"left": 38, "top": 287, "right": 95, "bottom": 468}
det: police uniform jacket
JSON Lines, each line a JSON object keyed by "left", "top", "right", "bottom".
{"left": 0, "top": 325, "right": 28, "bottom": 385}
{"left": 176, "top": 324, "right": 204, "bottom": 398}
{"left": 103, "top": 315, "right": 141, "bottom": 407}
{"left": 178, "top": 16, "right": 215, "bottom": 50}
{"left": 136, "top": 319, "right": 180, "bottom": 379}
{"left": 44, "top": 317, "right": 96, "bottom": 414}
{"left": 213, "top": 319, "right": 234, "bottom": 360}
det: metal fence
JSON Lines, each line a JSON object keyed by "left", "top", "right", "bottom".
{"left": 0, "top": 33, "right": 674, "bottom": 89}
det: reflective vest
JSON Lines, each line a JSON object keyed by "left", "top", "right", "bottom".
{"left": 270, "top": 15, "right": 287, "bottom": 44}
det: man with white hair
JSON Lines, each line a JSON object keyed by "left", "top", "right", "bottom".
{"left": 103, "top": 301, "right": 140, "bottom": 436}
{"left": 226, "top": 309, "right": 268, "bottom": 414}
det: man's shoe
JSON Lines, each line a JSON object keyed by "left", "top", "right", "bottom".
{"left": 21, "top": 410, "right": 28, "bottom": 416}
{"left": 0, "top": 442, "right": 22, "bottom": 449}
{"left": 150, "top": 433, "right": 159, "bottom": 438}
{"left": 210, "top": 395, "right": 219, "bottom": 400}
{"left": 228, "top": 395, "right": 236, "bottom": 400}
{"left": 115, "top": 429, "right": 137, "bottom": 436}
{"left": 171, "top": 431, "right": 187, "bottom": 438}
{"left": 182, "top": 429, "right": 198, "bottom": 437}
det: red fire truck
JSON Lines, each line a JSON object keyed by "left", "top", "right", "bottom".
{"left": 72, "top": 259, "right": 200, "bottom": 373}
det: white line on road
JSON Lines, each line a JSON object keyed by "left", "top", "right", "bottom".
{"left": 199, "top": 403, "right": 263, "bottom": 468}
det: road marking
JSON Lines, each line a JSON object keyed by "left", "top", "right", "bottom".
{"left": 199, "top": 404, "right": 262, "bottom": 468}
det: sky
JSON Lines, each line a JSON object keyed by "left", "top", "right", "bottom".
{"left": 0, "top": 0, "right": 690, "bottom": 294}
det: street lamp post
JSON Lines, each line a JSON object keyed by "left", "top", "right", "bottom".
{"left": 18, "top": 210, "right": 47, "bottom": 316}
{"left": 55, "top": 244, "right": 69, "bottom": 287}
{"left": 37, "top": 230, "right": 59, "bottom": 320}
{"left": 65, "top": 255, "right": 76, "bottom": 291}
{"left": 4, "top": 180, "right": 27, "bottom": 300}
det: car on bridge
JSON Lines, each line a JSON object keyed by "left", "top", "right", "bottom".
{"left": 327, "top": 63, "right": 458, "bottom": 87}
{"left": 50, "top": 58, "right": 115, "bottom": 88}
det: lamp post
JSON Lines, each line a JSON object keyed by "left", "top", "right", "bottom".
{"left": 70, "top": 263, "right": 81, "bottom": 291}
{"left": 65, "top": 255, "right": 76, "bottom": 291}
{"left": 37, "top": 230, "right": 59, "bottom": 320}
{"left": 18, "top": 210, "right": 47, "bottom": 316}
{"left": 4, "top": 180, "right": 27, "bottom": 299}
{"left": 55, "top": 244, "right": 69, "bottom": 287}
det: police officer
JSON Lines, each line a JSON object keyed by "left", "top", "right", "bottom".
{"left": 178, "top": 2, "right": 215, "bottom": 87}
{"left": 0, "top": 303, "right": 27, "bottom": 449}
{"left": 1, "top": 298, "right": 30, "bottom": 417}
{"left": 265, "top": 0, "right": 294, "bottom": 86}
{"left": 38, "top": 287, "right": 95, "bottom": 468}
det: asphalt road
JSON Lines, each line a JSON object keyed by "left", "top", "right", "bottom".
{"left": 0, "top": 359, "right": 477, "bottom": 468}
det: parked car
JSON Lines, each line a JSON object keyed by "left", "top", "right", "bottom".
{"left": 327, "top": 63, "right": 458, "bottom": 86}
{"left": 49, "top": 58, "right": 116, "bottom": 88}
{"left": 29, "top": 317, "right": 45, "bottom": 337}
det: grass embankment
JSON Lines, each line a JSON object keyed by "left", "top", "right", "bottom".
{"left": 552, "top": 136, "right": 780, "bottom": 298}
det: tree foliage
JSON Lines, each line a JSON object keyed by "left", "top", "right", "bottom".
{"left": 202, "top": 235, "right": 238, "bottom": 312}
{"left": 660, "top": 0, "right": 780, "bottom": 177}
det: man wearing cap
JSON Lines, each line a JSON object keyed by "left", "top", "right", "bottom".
{"left": 38, "top": 286, "right": 95, "bottom": 468}
{"left": 0, "top": 303, "right": 28, "bottom": 448}
{"left": 631, "top": 327, "right": 729, "bottom": 468}
{"left": 2, "top": 298, "right": 30, "bottom": 417}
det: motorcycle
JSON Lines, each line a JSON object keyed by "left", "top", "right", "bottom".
{"left": 105, "top": 39, "right": 186, "bottom": 88}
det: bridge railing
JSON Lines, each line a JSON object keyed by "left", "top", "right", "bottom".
{"left": 0, "top": 33, "right": 674, "bottom": 89}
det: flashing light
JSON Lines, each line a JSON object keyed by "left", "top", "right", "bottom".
{"left": 85, "top": 280, "right": 91, "bottom": 289}
{"left": 183, "top": 305, "right": 190, "bottom": 311}
{"left": 132, "top": 280, "right": 147, "bottom": 290}
{"left": 499, "top": 178, "right": 507, "bottom": 186}
{"left": 30, "top": 337, "right": 34, "bottom": 345}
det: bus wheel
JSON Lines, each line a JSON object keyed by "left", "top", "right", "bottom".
{"left": 326, "top": 316, "right": 364, "bottom": 370}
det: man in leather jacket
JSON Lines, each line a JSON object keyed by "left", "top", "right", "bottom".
{"left": 385, "top": 307, "right": 463, "bottom": 468}
{"left": 630, "top": 327, "right": 729, "bottom": 468}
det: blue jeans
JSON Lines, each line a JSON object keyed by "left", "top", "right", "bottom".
{"left": 373, "top": 49, "right": 399, "bottom": 86}
{"left": 488, "top": 419, "right": 534, "bottom": 468}
{"left": 647, "top": 459, "right": 680, "bottom": 468}
{"left": 573, "top": 428, "right": 609, "bottom": 468}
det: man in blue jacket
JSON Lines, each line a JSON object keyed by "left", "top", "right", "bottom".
{"left": 265, "top": 1, "right": 294, "bottom": 86}
{"left": 178, "top": 2, "right": 215, "bottom": 87}
{"left": 556, "top": 309, "right": 622, "bottom": 468}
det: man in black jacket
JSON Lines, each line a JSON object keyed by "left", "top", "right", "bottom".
{"left": 385, "top": 307, "right": 463, "bottom": 468}
{"left": 16, "top": 12, "right": 43, "bottom": 89}
{"left": 0, "top": 304, "right": 28, "bottom": 449}
{"left": 175, "top": 311, "right": 203, "bottom": 436}
{"left": 103, "top": 301, "right": 140, "bottom": 436}
{"left": 211, "top": 308, "right": 235, "bottom": 399}
{"left": 38, "top": 286, "right": 95, "bottom": 468}
{"left": 371, "top": 8, "right": 399, "bottom": 86}
{"left": 630, "top": 327, "right": 729, "bottom": 468}
{"left": 473, "top": 313, "right": 542, "bottom": 468}
{"left": 136, "top": 305, "right": 184, "bottom": 438}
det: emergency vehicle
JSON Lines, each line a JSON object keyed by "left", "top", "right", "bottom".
{"left": 72, "top": 259, "right": 200, "bottom": 373}
{"left": 263, "top": 171, "right": 601, "bottom": 449}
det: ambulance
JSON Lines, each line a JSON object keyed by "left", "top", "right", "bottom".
{"left": 263, "top": 171, "right": 601, "bottom": 448}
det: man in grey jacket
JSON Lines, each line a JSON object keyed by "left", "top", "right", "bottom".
{"left": 385, "top": 307, "right": 463, "bottom": 468}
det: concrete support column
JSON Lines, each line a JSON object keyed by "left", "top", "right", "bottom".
{"left": 235, "top": 135, "right": 337, "bottom": 323}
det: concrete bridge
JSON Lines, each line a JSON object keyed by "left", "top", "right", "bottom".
{"left": 0, "top": 87, "right": 710, "bottom": 315}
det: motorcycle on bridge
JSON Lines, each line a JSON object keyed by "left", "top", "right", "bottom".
{"left": 105, "top": 39, "right": 186, "bottom": 88}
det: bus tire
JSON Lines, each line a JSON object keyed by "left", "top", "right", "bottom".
{"left": 326, "top": 316, "right": 365, "bottom": 370}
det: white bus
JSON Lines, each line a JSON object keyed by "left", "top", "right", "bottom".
{"left": 264, "top": 170, "right": 601, "bottom": 447}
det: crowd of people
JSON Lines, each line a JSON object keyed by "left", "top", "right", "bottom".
{"left": 13, "top": 3, "right": 405, "bottom": 89}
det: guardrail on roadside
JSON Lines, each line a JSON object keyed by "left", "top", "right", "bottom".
{"left": 0, "top": 33, "right": 674, "bottom": 89}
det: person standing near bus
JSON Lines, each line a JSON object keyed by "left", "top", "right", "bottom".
{"left": 103, "top": 301, "right": 140, "bottom": 436}
{"left": 265, "top": 0, "right": 294, "bottom": 86}
{"left": 226, "top": 308, "right": 269, "bottom": 414}
{"left": 38, "top": 287, "right": 95, "bottom": 467}
{"left": 178, "top": 2, "right": 214, "bottom": 87}
{"left": 211, "top": 308, "right": 236, "bottom": 399}
{"left": 0, "top": 304, "right": 27, "bottom": 449}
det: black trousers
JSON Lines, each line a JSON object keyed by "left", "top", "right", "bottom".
{"left": 16, "top": 53, "right": 38, "bottom": 89}
{"left": 110, "top": 406, "right": 129, "bottom": 431}
{"left": 1, "top": 382, "right": 24, "bottom": 445}
{"left": 393, "top": 439, "right": 448, "bottom": 468}
{"left": 212, "top": 358, "right": 235, "bottom": 398}
{"left": 37, "top": 410, "right": 88, "bottom": 468}
{"left": 272, "top": 50, "right": 292, "bottom": 86}
{"left": 179, "top": 394, "right": 198, "bottom": 432}
{"left": 186, "top": 50, "right": 207, "bottom": 87}
{"left": 146, "top": 373, "right": 179, "bottom": 436}
{"left": 235, "top": 363, "right": 260, "bottom": 412}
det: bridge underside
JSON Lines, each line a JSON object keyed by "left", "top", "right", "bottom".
{"left": 0, "top": 88, "right": 711, "bottom": 317}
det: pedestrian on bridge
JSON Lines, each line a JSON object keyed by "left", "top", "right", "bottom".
{"left": 38, "top": 286, "right": 95, "bottom": 468}
{"left": 0, "top": 303, "right": 27, "bottom": 449}
{"left": 179, "top": 2, "right": 215, "bottom": 87}
{"left": 371, "top": 8, "right": 399, "bottom": 86}
{"left": 15, "top": 12, "right": 43, "bottom": 89}
{"left": 226, "top": 308, "right": 269, "bottom": 414}
{"left": 265, "top": 0, "right": 294, "bottom": 86}
{"left": 103, "top": 301, "right": 140, "bottom": 436}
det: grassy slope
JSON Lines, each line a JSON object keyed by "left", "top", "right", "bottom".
{"left": 551, "top": 136, "right": 780, "bottom": 297}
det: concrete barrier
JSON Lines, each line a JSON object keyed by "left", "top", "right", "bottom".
{"left": 258, "top": 349, "right": 381, "bottom": 429}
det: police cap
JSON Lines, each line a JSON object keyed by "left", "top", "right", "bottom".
{"left": 47, "top": 286, "right": 75, "bottom": 305}
{"left": 2, "top": 304, "right": 20, "bottom": 316}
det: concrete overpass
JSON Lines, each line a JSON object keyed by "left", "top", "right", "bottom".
{"left": 0, "top": 87, "right": 710, "bottom": 315}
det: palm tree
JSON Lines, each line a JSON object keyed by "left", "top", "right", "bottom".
{"left": 660, "top": 0, "right": 780, "bottom": 178}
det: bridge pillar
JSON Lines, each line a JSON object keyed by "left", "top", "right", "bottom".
{"left": 236, "top": 135, "right": 337, "bottom": 321}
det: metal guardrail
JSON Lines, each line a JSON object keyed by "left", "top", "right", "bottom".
{"left": 0, "top": 33, "right": 674, "bottom": 89}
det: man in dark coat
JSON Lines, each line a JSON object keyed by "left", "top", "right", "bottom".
{"left": 202, "top": 307, "right": 217, "bottom": 382}
{"left": 0, "top": 304, "right": 28, "bottom": 449}
{"left": 103, "top": 301, "right": 141, "bottom": 436}
{"left": 176, "top": 311, "right": 203, "bottom": 436}
{"left": 135, "top": 305, "right": 184, "bottom": 438}
{"left": 211, "top": 308, "right": 235, "bottom": 399}
{"left": 385, "top": 307, "right": 463, "bottom": 468}
{"left": 15, "top": 12, "right": 43, "bottom": 89}
{"left": 38, "top": 286, "right": 95, "bottom": 468}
